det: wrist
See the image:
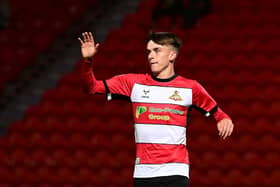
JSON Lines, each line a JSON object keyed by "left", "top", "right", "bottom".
{"left": 83, "top": 56, "right": 94, "bottom": 63}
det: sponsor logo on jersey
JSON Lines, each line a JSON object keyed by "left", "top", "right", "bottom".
{"left": 149, "top": 107, "right": 184, "bottom": 115}
{"left": 136, "top": 106, "right": 147, "bottom": 118}
{"left": 141, "top": 89, "right": 150, "bottom": 98}
{"left": 148, "top": 114, "right": 170, "bottom": 121}
{"left": 169, "top": 90, "right": 183, "bottom": 101}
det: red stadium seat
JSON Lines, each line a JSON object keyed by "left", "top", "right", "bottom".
{"left": 28, "top": 132, "right": 48, "bottom": 149}
{"left": 258, "top": 135, "right": 279, "bottom": 153}
{"left": 191, "top": 135, "right": 217, "bottom": 153}
{"left": 235, "top": 135, "right": 256, "bottom": 153}
{"left": 49, "top": 133, "right": 69, "bottom": 149}
{"left": 6, "top": 132, "right": 27, "bottom": 149}
{"left": 68, "top": 133, "right": 89, "bottom": 148}
{"left": 114, "top": 151, "right": 135, "bottom": 169}
{"left": 223, "top": 169, "right": 244, "bottom": 185}
{"left": 263, "top": 152, "right": 280, "bottom": 171}
{"left": 20, "top": 116, "right": 43, "bottom": 133}
{"left": 220, "top": 152, "right": 241, "bottom": 170}
{"left": 243, "top": 170, "right": 267, "bottom": 185}
{"left": 76, "top": 167, "right": 95, "bottom": 184}
{"left": 242, "top": 152, "right": 262, "bottom": 170}
{"left": 201, "top": 169, "right": 222, "bottom": 185}
{"left": 29, "top": 149, "right": 51, "bottom": 168}
{"left": 266, "top": 170, "right": 280, "bottom": 185}
{"left": 114, "top": 167, "right": 134, "bottom": 186}
{"left": 88, "top": 134, "right": 111, "bottom": 152}
{"left": 12, "top": 166, "right": 35, "bottom": 184}
{"left": 54, "top": 167, "right": 75, "bottom": 184}
{"left": 199, "top": 152, "right": 219, "bottom": 170}
{"left": 91, "top": 150, "right": 112, "bottom": 170}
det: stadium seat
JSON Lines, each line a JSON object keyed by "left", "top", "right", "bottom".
{"left": 243, "top": 170, "right": 268, "bottom": 185}
{"left": 266, "top": 170, "right": 280, "bottom": 185}
{"left": 223, "top": 169, "right": 244, "bottom": 185}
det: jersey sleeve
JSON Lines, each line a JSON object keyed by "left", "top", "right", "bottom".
{"left": 105, "top": 74, "right": 133, "bottom": 97}
{"left": 80, "top": 58, "right": 106, "bottom": 94}
{"left": 192, "top": 81, "right": 230, "bottom": 122}
{"left": 80, "top": 58, "right": 133, "bottom": 97}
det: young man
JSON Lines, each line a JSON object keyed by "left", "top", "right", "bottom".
{"left": 78, "top": 32, "right": 234, "bottom": 187}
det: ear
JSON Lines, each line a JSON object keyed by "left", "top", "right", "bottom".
{"left": 169, "top": 50, "right": 177, "bottom": 62}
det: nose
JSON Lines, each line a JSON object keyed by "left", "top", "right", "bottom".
{"left": 148, "top": 52, "right": 154, "bottom": 61}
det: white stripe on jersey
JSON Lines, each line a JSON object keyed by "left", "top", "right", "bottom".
{"left": 135, "top": 123, "right": 186, "bottom": 145}
{"left": 131, "top": 83, "right": 192, "bottom": 107}
{"left": 133, "top": 163, "right": 189, "bottom": 178}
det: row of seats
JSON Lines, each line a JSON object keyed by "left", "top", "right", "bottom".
{"left": 0, "top": 168, "right": 279, "bottom": 186}
{"left": 1, "top": 130, "right": 279, "bottom": 154}
{"left": 21, "top": 99, "right": 278, "bottom": 120}
{"left": 0, "top": 167, "right": 133, "bottom": 186}
{"left": 9, "top": 112, "right": 280, "bottom": 136}
{"left": 0, "top": 149, "right": 134, "bottom": 168}
{"left": 190, "top": 169, "right": 280, "bottom": 185}
{"left": 8, "top": 119, "right": 279, "bottom": 142}
{"left": 1, "top": 148, "right": 278, "bottom": 170}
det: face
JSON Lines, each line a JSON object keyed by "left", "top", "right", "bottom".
{"left": 146, "top": 40, "right": 177, "bottom": 75}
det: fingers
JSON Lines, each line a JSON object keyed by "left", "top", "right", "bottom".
{"left": 218, "top": 120, "right": 225, "bottom": 137}
{"left": 219, "top": 121, "right": 227, "bottom": 139}
{"left": 218, "top": 119, "right": 234, "bottom": 139}
{"left": 226, "top": 121, "right": 234, "bottom": 137}
{"left": 78, "top": 32, "right": 95, "bottom": 44}
{"left": 95, "top": 43, "right": 100, "bottom": 48}
{"left": 78, "top": 37, "right": 84, "bottom": 45}
{"left": 88, "top": 32, "right": 94, "bottom": 42}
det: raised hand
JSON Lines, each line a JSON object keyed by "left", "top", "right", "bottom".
{"left": 217, "top": 118, "right": 234, "bottom": 139}
{"left": 78, "top": 32, "right": 100, "bottom": 58}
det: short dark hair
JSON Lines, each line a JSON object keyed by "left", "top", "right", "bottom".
{"left": 147, "top": 32, "right": 182, "bottom": 52}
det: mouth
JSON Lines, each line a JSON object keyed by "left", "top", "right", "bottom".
{"left": 150, "top": 62, "right": 158, "bottom": 65}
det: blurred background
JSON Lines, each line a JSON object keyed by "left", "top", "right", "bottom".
{"left": 0, "top": 0, "right": 279, "bottom": 186}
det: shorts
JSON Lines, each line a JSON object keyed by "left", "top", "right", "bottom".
{"left": 134, "top": 175, "right": 189, "bottom": 187}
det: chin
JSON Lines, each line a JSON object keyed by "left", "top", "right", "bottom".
{"left": 150, "top": 68, "right": 160, "bottom": 75}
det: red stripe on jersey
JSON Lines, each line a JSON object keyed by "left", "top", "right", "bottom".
{"left": 133, "top": 103, "right": 188, "bottom": 127}
{"left": 136, "top": 143, "right": 190, "bottom": 164}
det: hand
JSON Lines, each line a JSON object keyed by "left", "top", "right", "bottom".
{"left": 78, "top": 32, "right": 100, "bottom": 58}
{"left": 217, "top": 118, "right": 234, "bottom": 139}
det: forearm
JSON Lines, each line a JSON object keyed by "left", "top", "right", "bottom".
{"left": 80, "top": 58, "right": 105, "bottom": 94}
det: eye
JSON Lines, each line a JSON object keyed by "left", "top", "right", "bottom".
{"left": 154, "top": 48, "right": 160, "bottom": 53}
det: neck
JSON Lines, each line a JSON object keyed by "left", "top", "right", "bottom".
{"left": 153, "top": 67, "right": 175, "bottom": 79}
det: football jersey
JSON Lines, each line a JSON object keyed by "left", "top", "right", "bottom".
{"left": 81, "top": 60, "right": 230, "bottom": 178}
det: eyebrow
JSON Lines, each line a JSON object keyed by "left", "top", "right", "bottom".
{"left": 146, "top": 47, "right": 161, "bottom": 52}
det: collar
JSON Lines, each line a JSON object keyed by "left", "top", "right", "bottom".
{"left": 151, "top": 74, "right": 178, "bottom": 82}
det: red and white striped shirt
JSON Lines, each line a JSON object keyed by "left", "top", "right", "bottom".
{"left": 81, "top": 59, "right": 230, "bottom": 178}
